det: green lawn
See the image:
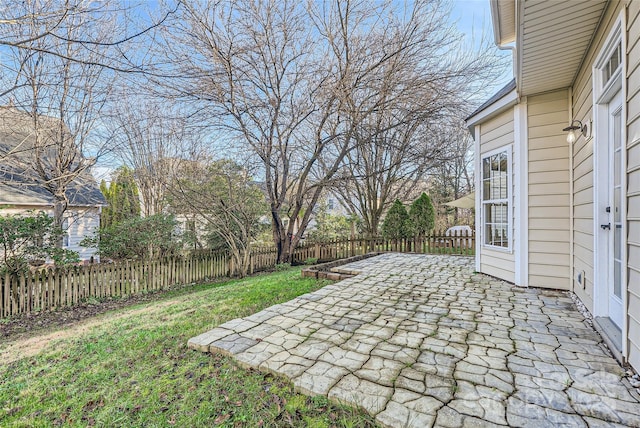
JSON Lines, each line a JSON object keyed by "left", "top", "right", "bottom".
{"left": 0, "top": 268, "right": 378, "bottom": 427}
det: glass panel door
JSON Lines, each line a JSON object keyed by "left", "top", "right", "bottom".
{"left": 608, "top": 94, "right": 623, "bottom": 329}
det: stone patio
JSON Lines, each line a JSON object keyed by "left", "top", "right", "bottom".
{"left": 188, "top": 253, "right": 640, "bottom": 427}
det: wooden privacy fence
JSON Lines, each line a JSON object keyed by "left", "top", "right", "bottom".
{"left": 1, "top": 231, "right": 474, "bottom": 318}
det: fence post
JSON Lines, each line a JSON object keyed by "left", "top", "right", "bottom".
{"left": 2, "top": 273, "right": 8, "bottom": 318}
{"left": 27, "top": 270, "right": 34, "bottom": 314}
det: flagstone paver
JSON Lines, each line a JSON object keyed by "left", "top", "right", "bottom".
{"left": 188, "top": 253, "right": 640, "bottom": 427}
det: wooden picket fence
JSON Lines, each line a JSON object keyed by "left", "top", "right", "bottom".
{"left": 288, "top": 231, "right": 475, "bottom": 263}
{"left": 1, "top": 231, "right": 473, "bottom": 318}
{"left": 1, "top": 251, "right": 231, "bottom": 319}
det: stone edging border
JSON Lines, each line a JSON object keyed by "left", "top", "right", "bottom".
{"left": 300, "top": 252, "right": 383, "bottom": 280}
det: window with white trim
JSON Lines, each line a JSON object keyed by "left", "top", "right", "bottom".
{"left": 602, "top": 41, "right": 622, "bottom": 87}
{"left": 327, "top": 198, "right": 335, "bottom": 210}
{"left": 482, "top": 149, "right": 510, "bottom": 248}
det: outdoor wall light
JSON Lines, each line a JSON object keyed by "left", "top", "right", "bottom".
{"left": 563, "top": 120, "right": 588, "bottom": 144}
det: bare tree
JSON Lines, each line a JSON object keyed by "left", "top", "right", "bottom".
{"left": 0, "top": 2, "right": 120, "bottom": 236}
{"left": 323, "top": 1, "right": 502, "bottom": 237}
{"left": 429, "top": 120, "right": 475, "bottom": 228}
{"left": 330, "top": 108, "right": 450, "bottom": 237}
{"left": 106, "top": 98, "right": 203, "bottom": 217}
{"left": 0, "top": 0, "right": 178, "bottom": 97}
{"left": 159, "top": 0, "right": 315, "bottom": 263}
{"left": 158, "top": 0, "right": 503, "bottom": 262}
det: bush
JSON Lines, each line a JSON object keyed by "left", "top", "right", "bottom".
{"left": 409, "top": 193, "right": 435, "bottom": 236}
{"left": 275, "top": 262, "right": 291, "bottom": 271}
{"left": 0, "top": 211, "right": 79, "bottom": 275}
{"left": 82, "top": 214, "right": 182, "bottom": 260}
{"left": 381, "top": 199, "right": 411, "bottom": 239}
{"left": 100, "top": 166, "right": 141, "bottom": 228}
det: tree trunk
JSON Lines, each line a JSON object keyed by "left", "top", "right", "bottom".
{"left": 271, "top": 210, "right": 291, "bottom": 264}
{"left": 52, "top": 194, "right": 67, "bottom": 249}
{"left": 231, "top": 241, "right": 254, "bottom": 278}
{"left": 240, "top": 247, "right": 251, "bottom": 278}
{"left": 278, "top": 235, "right": 291, "bottom": 264}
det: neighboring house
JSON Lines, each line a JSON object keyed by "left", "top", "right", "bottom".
{"left": 174, "top": 214, "right": 209, "bottom": 250}
{"left": 466, "top": 0, "right": 640, "bottom": 369}
{"left": 0, "top": 107, "right": 106, "bottom": 262}
{"left": 325, "top": 193, "right": 351, "bottom": 217}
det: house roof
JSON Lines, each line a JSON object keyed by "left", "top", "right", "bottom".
{"left": 0, "top": 106, "right": 107, "bottom": 207}
{"left": 0, "top": 174, "right": 106, "bottom": 207}
{"left": 466, "top": 79, "right": 516, "bottom": 121}
{"left": 466, "top": 0, "right": 608, "bottom": 129}
{"left": 465, "top": 79, "right": 517, "bottom": 136}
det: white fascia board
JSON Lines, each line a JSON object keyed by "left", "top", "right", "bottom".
{"left": 490, "top": 0, "right": 502, "bottom": 46}
{"left": 515, "top": 0, "right": 524, "bottom": 95}
{"left": 466, "top": 89, "right": 518, "bottom": 138}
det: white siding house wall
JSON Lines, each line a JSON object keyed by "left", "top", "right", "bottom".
{"left": 477, "top": 0, "right": 640, "bottom": 370}
{"left": 479, "top": 109, "right": 516, "bottom": 283}
{"left": 566, "top": 0, "right": 640, "bottom": 367}
{"left": 527, "top": 90, "right": 571, "bottom": 290}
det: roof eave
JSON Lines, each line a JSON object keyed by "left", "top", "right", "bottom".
{"left": 465, "top": 88, "right": 518, "bottom": 138}
{"left": 491, "top": 0, "right": 517, "bottom": 47}
{"left": 0, "top": 201, "right": 107, "bottom": 208}
{"left": 515, "top": 0, "right": 524, "bottom": 95}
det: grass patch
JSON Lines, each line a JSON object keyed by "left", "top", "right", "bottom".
{"left": 0, "top": 267, "right": 378, "bottom": 427}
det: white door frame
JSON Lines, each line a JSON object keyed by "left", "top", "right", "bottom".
{"left": 593, "top": 12, "right": 627, "bottom": 356}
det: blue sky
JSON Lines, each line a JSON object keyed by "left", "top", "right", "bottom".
{"left": 450, "top": 0, "right": 493, "bottom": 38}
{"left": 93, "top": 0, "right": 513, "bottom": 181}
{"left": 450, "top": 0, "right": 514, "bottom": 89}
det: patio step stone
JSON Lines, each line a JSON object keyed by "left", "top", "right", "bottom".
{"left": 188, "top": 253, "right": 640, "bottom": 427}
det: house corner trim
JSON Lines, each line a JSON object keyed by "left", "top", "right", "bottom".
{"left": 514, "top": 100, "right": 528, "bottom": 287}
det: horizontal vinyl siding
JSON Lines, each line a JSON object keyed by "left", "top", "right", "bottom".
{"left": 562, "top": 0, "right": 640, "bottom": 369}
{"left": 479, "top": 109, "right": 516, "bottom": 284}
{"left": 480, "top": 110, "right": 515, "bottom": 152}
{"left": 572, "top": 59, "right": 595, "bottom": 308}
{"left": 569, "top": 0, "right": 624, "bottom": 321}
{"left": 479, "top": 253, "right": 515, "bottom": 283}
{"left": 527, "top": 90, "right": 571, "bottom": 290}
{"left": 627, "top": 0, "right": 640, "bottom": 371}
